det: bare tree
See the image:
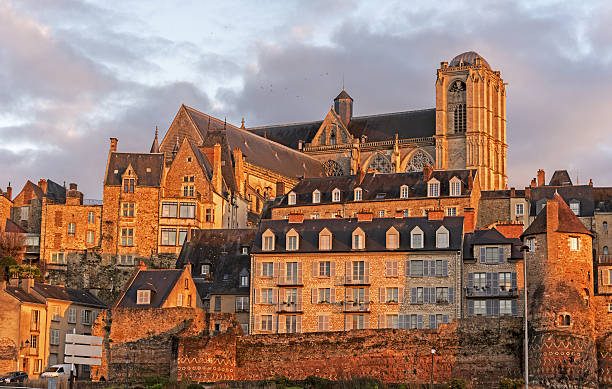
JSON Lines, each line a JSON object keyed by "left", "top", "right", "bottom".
{"left": 0, "top": 231, "right": 25, "bottom": 260}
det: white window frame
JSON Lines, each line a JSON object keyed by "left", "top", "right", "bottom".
{"left": 352, "top": 228, "right": 365, "bottom": 249}
{"left": 400, "top": 185, "right": 409, "bottom": 199}
{"left": 515, "top": 203, "right": 524, "bottom": 216}
{"left": 386, "top": 227, "right": 399, "bottom": 249}
{"left": 449, "top": 177, "right": 461, "bottom": 196}
{"left": 137, "top": 290, "right": 151, "bottom": 305}
{"left": 570, "top": 237, "right": 580, "bottom": 251}
{"left": 67, "top": 308, "right": 76, "bottom": 324}
{"left": 569, "top": 200, "right": 580, "bottom": 216}
{"left": 319, "top": 229, "right": 332, "bottom": 250}
{"left": 286, "top": 229, "right": 299, "bottom": 251}
{"left": 262, "top": 229, "right": 275, "bottom": 251}
{"left": 436, "top": 226, "right": 449, "bottom": 248}
{"left": 446, "top": 207, "right": 457, "bottom": 216}
{"left": 288, "top": 192, "right": 296, "bottom": 205}
{"left": 427, "top": 178, "right": 440, "bottom": 197}
{"left": 354, "top": 187, "right": 362, "bottom": 201}
{"left": 410, "top": 227, "right": 424, "bottom": 249}
{"left": 332, "top": 188, "right": 341, "bottom": 202}
{"left": 312, "top": 190, "right": 321, "bottom": 204}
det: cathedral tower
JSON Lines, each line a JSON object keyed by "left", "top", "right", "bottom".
{"left": 435, "top": 51, "right": 507, "bottom": 190}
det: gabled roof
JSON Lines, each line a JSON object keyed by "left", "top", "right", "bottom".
{"left": 335, "top": 89, "right": 353, "bottom": 100}
{"left": 33, "top": 283, "right": 108, "bottom": 308}
{"left": 462, "top": 228, "right": 523, "bottom": 261}
{"left": 4, "top": 286, "right": 45, "bottom": 304}
{"left": 594, "top": 187, "right": 612, "bottom": 212}
{"left": 527, "top": 185, "right": 594, "bottom": 217}
{"left": 523, "top": 193, "right": 592, "bottom": 237}
{"left": 45, "top": 180, "right": 66, "bottom": 204}
{"left": 548, "top": 170, "right": 573, "bottom": 186}
{"left": 116, "top": 269, "right": 183, "bottom": 308}
{"left": 105, "top": 153, "right": 164, "bottom": 187}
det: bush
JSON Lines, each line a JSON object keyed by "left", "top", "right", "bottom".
{"left": 499, "top": 377, "right": 524, "bottom": 389}
{"left": 444, "top": 378, "right": 467, "bottom": 389}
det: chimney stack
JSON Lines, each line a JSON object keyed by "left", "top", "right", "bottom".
{"left": 510, "top": 187, "right": 516, "bottom": 197}
{"left": 66, "top": 183, "right": 83, "bottom": 205}
{"left": 463, "top": 207, "right": 475, "bottom": 234}
{"left": 212, "top": 143, "right": 222, "bottom": 193}
{"left": 288, "top": 213, "right": 305, "bottom": 223}
{"left": 423, "top": 164, "right": 433, "bottom": 181}
{"left": 276, "top": 181, "right": 285, "bottom": 196}
{"left": 530, "top": 178, "right": 536, "bottom": 188}
{"left": 356, "top": 211, "right": 373, "bottom": 222}
{"left": 395, "top": 210, "right": 405, "bottom": 219}
{"left": 233, "top": 148, "right": 245, "bottom": 195}
{"left": 5, "top": 184, "right": 11, "bottom": 201}
{"left": 537, "top": 169, "right": 545, "bottom": 186}
{"left": 138, "top": 261, "right": 147, "bottom": 271}
{"left": 427, "top": 208, "right": 444, "bottom": 221}
{"left": 38, "top": 179, "right": 48, "bottom": 194}
{"left": 110, "top": 138, "right": 118, "bottom": 153}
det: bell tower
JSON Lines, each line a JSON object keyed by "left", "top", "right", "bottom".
{"left": 435, "top": 51, "right": 507, "bottom": 190}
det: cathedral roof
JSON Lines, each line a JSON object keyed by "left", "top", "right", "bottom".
{"left": 449, "top": 51, "right": 491, "bottom": 69}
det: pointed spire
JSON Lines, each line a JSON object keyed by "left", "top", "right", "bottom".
{"left": 150, "top": 126, "right": 160, "bottom": 153}
{"left": 241, "top": 117, "right": 245, "bottom": 129}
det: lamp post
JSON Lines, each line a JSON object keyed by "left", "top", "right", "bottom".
{"left": 520, "top": 244, "right": 530, "bottom": 388}
{"left": 430, "top": 348, "right": 436, "bottom": 389}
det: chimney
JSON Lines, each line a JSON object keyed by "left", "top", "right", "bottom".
{"left": 530, "top": 178, "right": 536, "bottom": 188}
{"left": 546, "top": 198, "right": 560, "bottom": 232}
{"left": 38, "top": 179, "right": 48, "bottom": 194}
{"left": 66, "top": 183, "right": 83, "bottom": 205}
{"left": 357, "top": 211, "right": 373, "bottom": 222}
{"left": 276, "top": 182, "right": 285, "bottom": 196}
{"left": 494, "top": 221, "right": 524, "bottom": 239}
{"left": 69, "top": 183, "right": 77, "bottom": 191}
{"left": 589, "top": 178, "right": 593, "bottom": 186}
{"left": 110, "top": 138, "right": 118, "bottom": 153}
{"left": 467, "top": 170, "right": 474, "bottom": 190}
{"left": 537, "top": 169, "right": 545, "bottom": 186}
{"left": 510, "top": 187, "right": 516, "bottom": 197}
{"left": 212, "top": 143, "right": 222, "bottom": 193}
{"left": 233, "top": 148, "right": 245, "bottom": 194}
{"left": 395, "top": 210, "right": 405, "bottom": 219}
{"left": 25, "top": 277, "right": 35, "bottom": 294}
{"left": 138, "top": 261, "right": 147, "bottom": 271}
{"left": 423, "top": 164, "right": 433, "bottom": 181}
{"left": 5, "top": 184, "right": 11, "bottom": 201}
{"left": 463, "top": 207, "right": 475, "bottom": 234}
{"left": 356, "top": 166, "right": 366, "bottom": 185}
{"left": 288, "top": 213, "right": 305, "bottom": 224}
{"left": 184, "top": 261, "right": 192, "bottom": 275}
{"left": 427, "top": 208, "right": 444, "bottom": 221}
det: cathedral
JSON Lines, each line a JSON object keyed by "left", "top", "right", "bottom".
{"left": 249, "top": 50, "right": 508, "bottom": 191}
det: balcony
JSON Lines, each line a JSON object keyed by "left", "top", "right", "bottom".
{"left": 336, "top": 275, "right": 370, "bottom": 286}
{"left": 276, "top": 276, "right": 302, "bottom": 287}
{"left": 599, "top": 255, "right": 612, "bottom": 265}
{"left": 342, "top": 301, "right": 370, "bottom": 312}
{"left": 276, "top": 301, "right": 302, "bottom": 313}
{"left": 465, "top": 286, "right": 519, "bottom": 298}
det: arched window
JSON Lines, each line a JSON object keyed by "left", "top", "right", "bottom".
{"left": 288, "top": 192, "right": 296, "bottom": 205}
{"left": 332, "top": 188, "right": 341, "bottom": 202}
{"left": 330, "top": 129, "right": 337, "bottom": 145}
{"left": 604, "top": 221, "right": 608, "bottom": 232}
{"left": 604, "top": 246, "right": 609, "bottom": 255}
{"left": 405, "top": 150, "right": 434, "bottom": 172}
{"left": 454, "top": 104, "right": 466, "bottom": 132}
{"left": 312, "top": 190, "right": 321, "bottom": 204}
{"left": 368, "top": 152, "right": 392, "bottom": 173}
{"left": 400, "top": 185, "right": 409, "bottom": 199}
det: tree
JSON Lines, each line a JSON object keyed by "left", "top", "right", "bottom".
{"left": 0, "top": 231, "right": 25, "bottom": 260}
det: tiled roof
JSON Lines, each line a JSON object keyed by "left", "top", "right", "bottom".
{"left": 4, "top": 286, "right": 45, "bottom": 304}
{"left": 527, "top": 185, "right": 594, "bottom": 217}
{"left": 33, "top": 283, "right": 108, "bottom": 308}
{"left": 105, "top": 153, "right": 164, "bottom": 187}
{"left": 449, "top": 51, "right": 491, "bottom": 69}
{"left": 252, "top": 216, "right": 464, "bottom": 254}
{"left": 594, "top": 187, "right": 612, "bottom": 213}
{"left": 548, "top": 170, "right": 573, "bottom": 186}
{"left": 523, "top": 193, "right": 592, "bottom": 237}
{"left": 116, "top": 269, "right": 183, "bottom": 308}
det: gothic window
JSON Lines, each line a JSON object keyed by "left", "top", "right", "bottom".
{"left": 405, "top": 150, "right": 433, "bottom": 172}
{"left": 454, "top": 104, "right": 466, "bottom": 132}
{"left": 323, "top": 160, "right": 344, "bottom": 176}
{"left": 368, "top": 152, "right": 392, "bottom": 173}
{"left": 330, "top": 129, "right": 337, "bottom": 145}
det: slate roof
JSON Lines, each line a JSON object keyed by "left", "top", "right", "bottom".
{"left": 33, "top": 283, "right": 107, "bottom": 308}
{"left": 116, "top": 269, "right": 183, "bottom": 308}
{"left": 249, "top": 108, "right": 435, "bottom": 148}
{"left": 4, "top": 286, "right": 46, "bottom": 304}
{"left": 252, "top": 216, "right": 464, "bottom": 254}
{"left": 105, "top": 153, "right": 164, "bottom": 187}
{"left": 449, "top": 51, "right": 491, "bottom": 69}
{"left": 279, "top": 169, "right": 476, "bottom": 206}
{"left": 182, "top": 106, "right": 325, "bottom": 179}
{"left": 200, "top": 132, "right": 238, "bottom": 192}
{"left": 5, "top": 218, "right": 26, "bottom": 233}
{"left": 522, "top": 193, "right": 593, "bottom": 237}
{"left": 177, "top": 229, "right": 255, "bottom": 300}
{"left": 45, "top": 180, "right": 66, "bottom": 204}
{"left": 527, "top": 185, "right": 594, "bottom": 217}
{"left": 594, "top": 187, "right": 612, "bottom": 212}
{"left": 548, "top": 170, "right": 573, "bottom": 186}
{"left": 462, "top": 228, "right": 523, "bottom": 261}
{"left": 480, "top": 189, "right": 526, "bottom": 199}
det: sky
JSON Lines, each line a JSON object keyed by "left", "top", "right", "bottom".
{"left": 1, "top": 0, "right": 612, "bottom": 199}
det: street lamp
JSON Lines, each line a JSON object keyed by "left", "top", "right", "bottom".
{"left": 430, "top": 348, "right": 436, "bottom": 389}
{"left": 520, "top": 244, "right": 530, "bottom": 389}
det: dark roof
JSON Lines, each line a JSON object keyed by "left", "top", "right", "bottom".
{"left": 45, "top": 180, "right": 66, "bottom": 204}
{"left": 183, "top": 106, "right": 325, "bottom": 179}
{"left": 527, "top": 185, "right": 594, "bottom": 217}
{"left": 522, "top": 193, "right": 592, "bottom": 237}
{"left": 250, "top": 108, "right": 435, "bottom": 147}
{"left": 480, "top": 189, "right": 525, "bottom": 199}
{"left": 117, "top": 269, "right": 183, "bottom": 308}
{"left": 33, "top": 283, "right": 108, "bottom": 308}
{"left": 449, "top": 51, "right": 491, "bottom": 69}
{"left": 335, "top": 89, "right": 353, "bottom": 100}
{"left": 4, "top": 286, "right": 45, "bottom": 304}
{"left": 200, "top": 132, "right": 238, "bottom": 192}
{"left": 548, "top": 170, "right": 573, "bottom": 186}
{"left": 5, "top": 218, "right": 26, "bottom": 233}
{"left": 252, "top": 216, "right": 464, "bottom": 254}
{"left": 105, "top": 153, "right": 164, "bottom": 187}
{"left": 594, "top": 187, "right": 612, "bottom": 212}
{"left": 177, "top": 229, "right": 255, "bottom": 299}
{"left": 279, "top": 169, "right": 476, "bottom": 206}
{"left": 462, "top": 228, "right": 523, "bottom": 261}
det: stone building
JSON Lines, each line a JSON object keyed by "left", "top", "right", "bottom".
{"left": 250, "top": 211, "right": 465, "bottom": 334}
{"left": 250, "top": 51, "right": 507, "bottom": 191}
{"left": 0, "top": 186, "right": 12, "bottom": 233}
{"left": 476, "top": 187, "right": 528, "bottom": 229}
{"left": 0, "top": 278, "right": 107, "bottom": 378}
{"left": 176, "top": 229, "right": 255, "bottom": 333}
{"left": 269, "top": 167, "right": 480, "bottom": 221}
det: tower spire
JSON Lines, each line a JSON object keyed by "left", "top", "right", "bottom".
{"left": 150, "top": 126, "right": 160, "bottom": 153}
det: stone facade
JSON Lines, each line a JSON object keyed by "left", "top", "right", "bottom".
{"left": 0, "top": 188, "right": 12, "bottom": 233}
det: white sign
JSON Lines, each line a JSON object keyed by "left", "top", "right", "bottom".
{"left": 64, "top": 356, "right": 102, "bottom": 366}
{"left": 65, "top": 344, "right": 103, "bottom": 358}
{"left": 64, "top": 333, "right": 103, "bottom": 366}
{"left": 65, "top": 334, "right": 103, "bottom": 345}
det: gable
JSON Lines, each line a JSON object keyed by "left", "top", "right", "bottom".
{"left": 159, "top": 105, "right": 204, "bottom": 157}
{"left": 164, "top": 139, "right": 214, "bottom": 198}
{"left": 309, "top": 109, "right": 352, "bottom": 147}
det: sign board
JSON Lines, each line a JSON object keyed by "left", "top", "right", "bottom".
{"left": 65, "top": 344, "right": 103, "bottom": 358}
{"left": 64, "top": 333, "right": 103, "bottom": 366}
{"left": 65, "top": 334, "right": 102, "bottom": 345}
{"left": 64, "top": 356, "right": 102, "bottom": 366}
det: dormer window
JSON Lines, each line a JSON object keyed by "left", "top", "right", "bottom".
{"left": 286, "top": 228, "right": 299, "bottom": 251}
{"left": 400, "top": 185, "right": 409, "bottom": 199}
{"left": 427, "top": 178, "right": 440, "bottom": 197}
{"left": 436, "top": 226, "right": 449, "bottom": 248}
{"left": 332, "top": 188, "right": 341, "bottom": 202}
{"left": 569, "top": 200, "right": 580, "bottom": 216}
{"left": 411, "top": 227, "right": 424, "bottom": 249}
{"left": 386, "top": 227, "right": 399, "bottom": 249}
{"left": 312, "top": 190, "right": 321, "bottom": 204}
{"left": 450, "top": 177, "right": 461, "bottom": 196}
{"left": 352, "top": 227, "right": 365, "bottom": 250}
{"left": 262, "top": 229, "right": 275, "bottom": 251}
{"left": 354, "top": 188, "right": 363, "bottom": 201}
{"left": 240, "top": 275, "right": 249, "bottom": 287}
{"left": 123, "top": 178, "right": 135, "bottom": 193}
{"left": 288, "top": 192, "right": 296, "bottom": 205}
{"left": 136, "top": 290, "right": 151, "bottom": 305}
{"left": 319, "top": 228, "right": 332, "bottom": 250}
{"left": 201, "top": 264, "right": 210, "bottom": 275}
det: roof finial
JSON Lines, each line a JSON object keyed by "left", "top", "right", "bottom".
{"left": 224, "top": 117, "right": 227, "bottom": 130}
{"left": 155, "top": 125, "right": 158, "bottom": 138}
{"left": 342, "top": 73, "right": 345, "bottom": 90}
{"left": 241, "top": 117, "right": 245, "bottom": 129}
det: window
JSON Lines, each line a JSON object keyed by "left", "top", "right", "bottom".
{"left": 409, "top": 260, "right": 424, "bottom": 276}
{"left": 436, "top": 287, "right": 449, "bottom": 303}
{"left": 286, "top": 262, "right": 298, "bottom": 283}
{"left": 262, "top": 262, "right": 273, "bottom": 277}
{"left": 515, "top": 203, "right": 524, "bottom": 216}
{"left": 201, "top": 264, "right": 210, "bottom": 275}
{"left": 312, "top": 190, "right": 321, "bottom": 204}
{"left": 52, "top": 306, "right": 60, "bottom": 321}
{"left": 137, "top": 290, "right": 151, "bottom": 305}
{"left": 187, "top": 295, "right": 192, "bottom": 307}
{"left": 161, "top": 229, "right": 177, "bottom": 246}
{"left": 570, "top": 237, "right": 580, "bottom": 251}
{"left": 67, "top": 222, "right": 75, "bottom": 236}
{"left": 287, "top": 235, "right": 298, "bottom": 251}
{"left": 261, "top": 315, "right": 273, "bottom": 331}
{"left": 403, "top": 209, "right": 409, "bottom": 217}
{"left": 570, "top": 200, "right": 580, "bottom": 216}
{"left": 386, "top": 315, "right": 399, "bottom": 329}
{"left": 177, "top": 293, "right": 183, "bottom": 306}
{"left": 183, "top": 175, "right": 195, "bottom": 183}
{"left": 179, "top": 203, "right": 195, "bottom": 218}
{"left": 236, "top": 296, "right": 249, "bottom": 312}
{"left": 117, "top": 255, "right": 133, "bottom": 266}
{"left": 605, "top": 246, "right": 609, "bottom": 255}
{"left": 318, "top": 315, "right": 330, "bottom": 331}
{"left": 123, "top": 178, "right": 135, "bottom": 193}
{"left": 214, "top": 296, "right": 221, "bottom": 312}
{"left": 436, "top": 228, "right": 449, "bottom": 248}
{"left": 332, "top": 189, "right": 341, "bottom": 202}
{"left": 30, "top": 335, "right": 38, "bottom": 350}
{"left": 427, "top": 179, "right": 440, "bottom": 197}
{"left": 352, "top": 231, "right": 364, "bottom": 249}
{"left": 81, "top": 310, "right": 92, "bottom": 325}
{"left": 262, "top": 230, "right": 275, "bottom": 251}
{"left": 318, "top": 288, "right": 331, "bottom": 303}
{"left": 352, "top": 314, "right": 367, "bottom": 329}
{"left": 51, "top": 253, "right": 66, "bottom": 264}
{"left": 176, "top": 229, "right": 188, "bottom": 246}
{"left": 558, "top": 314, "right": 571, "bottom": 326}
{"left": 454, "top": 104, "right": 466, "bottom": 132}
{"left": 527, "top": 238, "right": 535, "bottom": 252}
{"left": 499, "top": 272, "right": 512, "bottom": 290}
{"left": 400, "top": 185, "right": 409, "bottom": 199}
{"left": 605, "top": 222, "right": 609, "bottom": 232}
{"left": 122, "top": 203, "right": 135, "bottom": 217}
{"left": 68, "top": 308, "right": 76, "bottom": 323}
{"left": 86, "top": 231, "right": 95, "bottom": 245}
{"left": 411, "top": 227, "right": 423, "bottom": 248}
{"left": 500, "top": 300, "right": 513, "bottom": 315}
{"left": 483, "top": 246, "right": 504, "bottom": 263}
{"left": 450, "top": 179, "right": 461, "bottom": 196}
{"left": 88, "top": 211, "right": 95, "bottom": 224}
{"left": 25, "top": 235, "right": 39, "bottom": 246}
{"left": 319, "top": 232, "right": 331, "bottom": 250}
{"left": 261, "top": 288, "right": 274, "bottom": 304}
{"left": 285, "top": 315, "right": 298, "bottom": 333}
{"left": 443, "top": 207, "right": 457, "bottom": 217}
{"left": 161, "top": 202, "right": 177, "bottom": 218}
{"left": 121, "top": 228, "right": 134, "bottom": 246}
{"left": 240, "top": 276, "right": 249, "bottom": 287}
{"left": 474, "top": 300, "right": 486, "bottom": 315}
{"left": 354, "top": 188, "right": 362, "bottom": 201}
{"left": 378, "top": 210, "right": 385, "bottom": 217}
{"left": 609, "top": 302, "right": 612, "bottom": 313}
{"left": 386, "top": 287, "right": 399, "bottom": 303}
{"left": 50, "top": 329, "right": 60, "bottom": 346}
{"left": 319, "top": 261, "right": 331, "bottom": 277}
{"left": 352, "top": 261, "right": 366, "bottom": 284}
{"left": 472, "top": 272, "right": 486, "bottom": 289}
{"left": 288, "top": 192, "right": 296, "bottom": 205}
{"left": 386, "top": 228, "right": 399, "bottom": 249}
{"left": 30, "top": 310, "right": 40, "bottom": 330}
{"left": 385, "top": 261, "right": 398, "bottom": 277}
{"left": 183, "top": 185, "right": 195, "bottom": 197}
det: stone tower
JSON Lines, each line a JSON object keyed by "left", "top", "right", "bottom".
{"left": 521, "top": 193, "right": 596, "bottom": 387}
{"left": 435, "top": 51, "right": 507, "bottom": 191}
{"left": 334, "top": 89, "right": 353, "bottom": 126}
